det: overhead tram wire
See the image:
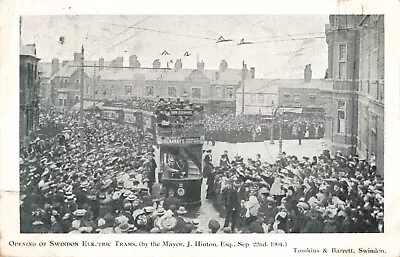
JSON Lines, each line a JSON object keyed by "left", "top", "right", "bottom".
{"left": 101, "top": 22, "right": 216, "bottom": 41}
{"left": 86, "top": 16, "right": 153, "bottom": 59}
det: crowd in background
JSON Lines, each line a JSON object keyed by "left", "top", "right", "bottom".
{"left": 204, "top": 113, "right": 325, "bottom": 143}
{"left": 202, "top": 149, "right": 384, "bottom": 233}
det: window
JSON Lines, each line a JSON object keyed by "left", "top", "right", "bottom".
{"left": 337, "top": 101, "right": 346, "bottom": 133}
{"left": 309, "top": 94, "right": 316, "bottom": 104}
{"left": 125, "top": 86, "right": 133, "bottom": 95}
{"left": 111, "top": 86, "right": 115, "bottom": 95}
{"left": 168, "top": 87, "right": 177, "bottom": 97}
{"left": 192, "top": 88, "right": 202, "bottom": 99}
{"left": 215, "top": 87, "right": 222, "bottom": 98}
{"left": 226, "top": 87, "right": 234, "bottom": 99}
{"left": 258, "top": 94, "right": 264, "bottom": 104}
{"left": 58, "top": 98, "right": 66, "bottom": 107}
{"left": 250, "top": 94, "right": 256, "bottom": 103}
{"left": 339, "top": 45, "right": 347, "bottom": 62}
{"left": 284, "top": 94, "right": 290, "bottom": 99}
{"left": 294, "top": 93, "right": 300, "bottom": 102}
{"left": 339, "top": 62, "right": 347, "bottom": 79}
{"left": 102, "top": 85, "right": 107, "bottom": 95}
{"left": 145, "top": 86, "right": 154, "bottom": 96}
{"left": 339, "top": 44, "right": 347, "bottom": 79}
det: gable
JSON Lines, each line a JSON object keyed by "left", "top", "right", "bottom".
{"left": 186, "top": 69, "right": 210, "bottom": 82}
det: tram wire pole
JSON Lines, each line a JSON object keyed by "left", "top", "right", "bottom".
{"left": 92, "top": 62, "right": 96, "bottom": 121}
{"left": 241, "top": 60, "right": 245, "bottom": 114}
{"left": 79, "top": 45, "right": 85, "bottom": 149}
{"left": 270, "top": 105, "right": 275, "bottom": 144}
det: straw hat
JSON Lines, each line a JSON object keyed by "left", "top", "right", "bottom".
{"left": 160, "top": 217, "right": 178, "bottom": 231}
{"left": 176, "top": 206, "right": 187, "bottom": 215}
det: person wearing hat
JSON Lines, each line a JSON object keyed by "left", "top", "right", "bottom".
{"left": 203, "top": 149, "right": 213, "bottom": 178}
{"left": 222, "top": 179, "right": 239, "bottom": 232}
{"left": 219, "top": 151, "right": 230, "bottom": 168}
{"left": 173, "top": 206, "right": 190, "bottom": 233}
{"left": 145, "top": 152, "right": 157, "bottom": 195}
{"left": 301, "top": 208, "right": 324, "bottom": 233}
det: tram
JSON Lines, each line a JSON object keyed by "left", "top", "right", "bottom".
{"left": 156, "top": 105, "right": 205, "bottom": 207}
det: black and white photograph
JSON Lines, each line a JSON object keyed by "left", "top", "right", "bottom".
{"left": 18, "top": 15, "right": 385, "bottom": 234}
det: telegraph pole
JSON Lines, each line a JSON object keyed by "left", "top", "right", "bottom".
{"left": 79, "top": 45, "right": 85, "bottom": 148}
{"left": 241, "top": 61, "right": 246, "bottom": 114}
{"left": 93, "top": 62, "right": 96, "bottom": 107}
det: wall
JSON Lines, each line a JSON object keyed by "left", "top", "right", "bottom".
{"left": 20, "top": 55, "right": 40, "bottom": 145}
{"left": 278, "top": 87, "right": 321, "bottom": 108}
{"left": 357, "top": 15, "right": 384, "bottom": 175}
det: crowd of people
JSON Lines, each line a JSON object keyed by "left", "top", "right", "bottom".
{"left": 203, "top": 113, "right": 325, "bottom": 143}
{"left": 203, "top": 149, "right": 384, "bottom": 233}
{"left": 103, "top": 97, "right": 156, "bottom": 112}
{"left": 20, "top": 109, "right": 180, "bottom": 233}
{"left": 20, "top": 100, "right": 383, "bottom": 234}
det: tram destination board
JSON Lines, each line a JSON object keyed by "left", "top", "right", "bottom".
{"left": 170, "top": 109, "right": 194, "bottom": 116}
{"left": 157, "top": 136, "right": 204, "bottom": 144}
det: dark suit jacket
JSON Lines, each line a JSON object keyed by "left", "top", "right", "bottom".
{"left": 222, "top": 188, "right": 239, "bottom": 210}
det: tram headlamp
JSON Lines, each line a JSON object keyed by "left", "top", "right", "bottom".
{"left": 177, "top": 187, "right": 185, "bottom": 196}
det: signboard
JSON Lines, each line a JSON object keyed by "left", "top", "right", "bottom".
{"left": 170, "top": 109, "right": 194, "bottom": 116}
{"left": 157, "top": 136, "right": 204, "bottom": 145}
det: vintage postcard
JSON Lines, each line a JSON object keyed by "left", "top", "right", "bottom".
{"left": 1, "top": 0, "right": 399, "bottom": 256}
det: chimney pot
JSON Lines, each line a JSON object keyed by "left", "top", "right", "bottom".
{"left": 51, "top": 58, "right": 59, "bottom": 75}
{"left": 304, "top": 64, "right": 312, "bottom": 82}
{"left": 219, "top": 60, "right": 228, "bottom": 72}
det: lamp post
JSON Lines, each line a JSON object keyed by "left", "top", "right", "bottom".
{"left": 270, "top": 106, "right": 275, "bottom": 144}
{"left": 278, "top": 118, "right": 283, "bottom": 157}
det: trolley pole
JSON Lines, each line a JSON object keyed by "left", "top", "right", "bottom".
{"left": 79, "top": 45, "right": 85, "bottom": 148}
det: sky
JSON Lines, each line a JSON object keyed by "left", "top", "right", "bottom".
{"left": 21, "top": 15, "right": 329, "bottom": 79}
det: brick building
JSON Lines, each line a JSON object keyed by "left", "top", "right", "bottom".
{"left": 84, "top": 58, "right": 248, "bottom": 113}
{"left": 236, "top": 65, "right": 326, "bottom": 116}
{"left": 20, "top": 44, "right": 40, "bottom": 145}
{"left": 324, "top": 15, "right": 384, "bottom": 175}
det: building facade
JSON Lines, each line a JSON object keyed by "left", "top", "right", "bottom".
{"left": 83, "top": 58, "right": 247, "bottom": 113}
{"left": 357, "top": 15, "right": 384, "bottom": 173}
{"left": 236, "top": 68, "right": 326, "bottom": 116}
{"left": 324, "top": 15, "right": 384, "bottom": 175}
{"left": 324, "top": 15, "right": 363, "bottom": 156}
{"left": 20, "top": 44, "right": 40, "bottom": 145}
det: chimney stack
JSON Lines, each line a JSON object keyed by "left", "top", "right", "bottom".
{"left": 51, "top": 58, "right": 59, "bottom": 75}
{"left": 175, "top": 59, "right": 182, "bottom": 71}
{"left": 219, "top": 60, "right": 228, "bottom": 72}
{"left": 197, "top": 60, "right": 205, "bottom": 71}
{"left": 153, "top": 59, "right": 161, "bottom": 69}
{"left": 99, "top": 57, "right": 104, "bottom": 70}
{"left": 304, "top": 64, "right": 312, "bottom": 82}
{"left": 73, "top": 52, "right": 82, "bottom": 62}
{"left": 250, "top": 67, "right": 255, "bottom": 79}
{"left": 129, "top": 55, "right": 141, "bottom": 68}
{"left": 242, "top": 62, "right": 248, "bottom": 80}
